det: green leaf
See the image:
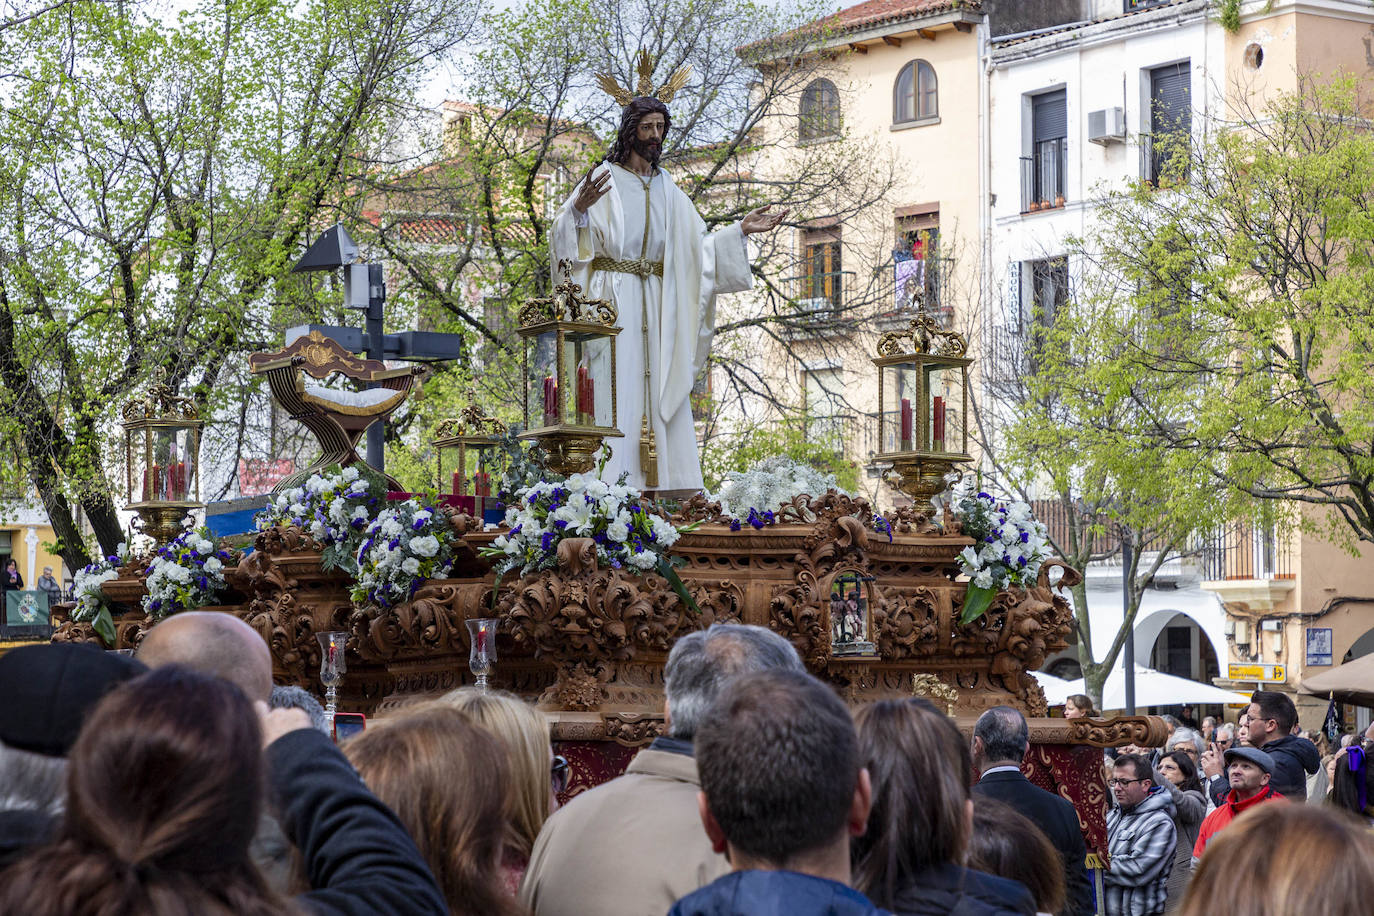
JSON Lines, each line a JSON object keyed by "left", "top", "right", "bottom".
{"left": 657, "top": 555, "right": 701, "bottom": 617}
{"left": 959, "top": 585, "right": 997, "bottom": 625}
{"left": 92, "top": 607, "right": 117, "bottom": 647}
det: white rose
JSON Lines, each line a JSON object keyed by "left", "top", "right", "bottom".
{"left": 341, "top": 466, "right": 360, "bottom": 482}
{"left": 409, "top": 535, "right": 440, "bottom": 558}
{"left": 401, "top": 557, "right": 421, "bottom": 575}
{"left": 973, "top": 569, "right": 995, "bottom": 589}
{"left": 203, "top": 557, "right": 223, "bottom": 573}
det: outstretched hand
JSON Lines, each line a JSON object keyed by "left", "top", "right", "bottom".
{"left": 741, "top": 204, "right": 788, "bottom": 235}
{"left": 573, "top": 168, "right": 611, "bottom": 216}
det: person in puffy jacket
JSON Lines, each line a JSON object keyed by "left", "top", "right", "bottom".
{"left": 1245, "top": 691, "right": 1319, "bottom": 800}
{"left": 670, "top": 669, "right": 890, "bottom": 916}
{"left": 1104, "top": 754, "right": 1176, "bottom": 916}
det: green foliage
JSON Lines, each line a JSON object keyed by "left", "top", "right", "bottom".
{"left": 1217, "top": 0, "right": 1242, "bottom": 32}
{"left": 0, "top": 0, "right": 471, "bottom": 571}
{"left": 1067, "top": 76, "right": 1374, "bottom": 549}
{"left": 698, "top": 409, "right": 860, "bottom": 493}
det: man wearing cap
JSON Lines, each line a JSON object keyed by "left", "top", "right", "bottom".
{"left": 1192, "top": 746, "right": 1283, "bottom": 866}
{"left": 0, "top": 643, "right": 145, "bottom": 866}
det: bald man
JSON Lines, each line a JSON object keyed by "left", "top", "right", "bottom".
{"left": 137, "top": 611, "right": 273, "bottom": 703}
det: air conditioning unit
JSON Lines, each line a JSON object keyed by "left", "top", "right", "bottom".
{"left": 1088, "top": 107, "right": 1126, "bottom": 145}
{"left": 1233, "top": 620, "right": 1251, "bottom": 645}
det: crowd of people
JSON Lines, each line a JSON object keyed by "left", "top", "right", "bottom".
{"left": 1, "top": 619, "right": 1372, "bottom": 915}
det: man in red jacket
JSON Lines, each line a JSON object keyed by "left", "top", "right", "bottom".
{"left": 1192, "top": 746, "right": 1282, "bottom": 866}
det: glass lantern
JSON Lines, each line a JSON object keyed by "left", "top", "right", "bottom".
{"left": 433, "top": 404, "right": 506, "bottom": 517}
{"left": 518, "top": 261, "right": 623, "bottom": 475}
{"left": 122, "top": 370, "right": 205, "bottom": 545}
{"left": 873, "top": 308, "right": 972, "bottom": 515}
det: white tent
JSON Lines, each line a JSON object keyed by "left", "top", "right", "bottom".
{"left": 1063, "top": 666, "right": 1251, "bottom": 711}
{"left": 1031, "top": 670, "right": 1078, "bottom": 707}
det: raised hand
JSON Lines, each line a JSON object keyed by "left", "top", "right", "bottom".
{"left": 1201, "top": 741, "right": 1223, "bottom": 779}
{"left": 741, "top": 204, "right": 788, "bottom": 235}
{"left": 573, "top": 168, "right": 612, "bottom": 216}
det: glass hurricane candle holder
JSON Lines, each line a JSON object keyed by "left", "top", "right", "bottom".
{"left": 317, "top": 631, "right": 349, "bottom": 736}
{"left": 466, "top": 618, "right": 498, "bottom": 692}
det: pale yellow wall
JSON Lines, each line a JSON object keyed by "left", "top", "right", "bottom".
{"left": 740, "top": 20, "right": 983, "bottom": 507}
{"left": 0, "top": 523, "right": 68, "bottom": 588}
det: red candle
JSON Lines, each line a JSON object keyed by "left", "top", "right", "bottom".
{"left": 142, "top": 468, "right": 151, "bottom": 501}
{"left": 899, "top": 398, "right": 912, "bottom": 449}
{"left": 543, "top": 375, "right": 558, "bottom": 426}
{"left": 452, "top": 470, "right": 463, "bottom": 497}
{"left": 933, "top": 396, "right": 946, "bottom": 449}
{"left": 476, "top": 622, "right": 488, "bottom": 654}
{"left": 587, "top": 375, "right": 596, "bottom": 424}
{"left": 174, "top": 461, "right": 186, "bottom": 499}
{"left": 150, "top": 463, "right": 162, "bottom": 499}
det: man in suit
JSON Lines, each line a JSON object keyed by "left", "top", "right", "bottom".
{"left": 973, "top": 706, "right": 1094, "bottom": 916}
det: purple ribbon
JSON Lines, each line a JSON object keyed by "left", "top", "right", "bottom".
{"left": 1349, "top": 746, "right": 1368, "bottom": 811}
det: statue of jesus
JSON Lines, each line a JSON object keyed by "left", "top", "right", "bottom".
{"left": 549, "top": 53, "right": 786, "bottom": 496}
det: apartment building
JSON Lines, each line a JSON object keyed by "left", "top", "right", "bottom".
{"left": 984, "top": 0, "right": 1374, "bottom": 722}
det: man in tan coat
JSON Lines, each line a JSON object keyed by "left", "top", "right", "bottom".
{"left": 520, "top": 623, "right": 803, "bottom": 916}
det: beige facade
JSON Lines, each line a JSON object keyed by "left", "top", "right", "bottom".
{"left": 736, "top": 0, "right": 984, "bottom": 505}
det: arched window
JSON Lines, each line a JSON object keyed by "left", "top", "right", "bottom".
{"left": 799, "top": 78, "right": 840, "bottom": 141}
{"left": 894, "top": 60, "right": 938, "bottom": 124}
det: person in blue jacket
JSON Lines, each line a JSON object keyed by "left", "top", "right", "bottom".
{"left": 670, "top": 668, "right": 891, "bottom": 916}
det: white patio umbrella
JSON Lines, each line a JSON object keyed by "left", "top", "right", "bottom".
{"left": 1062, "top": 666, "right": 1251, "bottom": 711}
{"left": 1031, "top": 670, "right": 1078, "bottom": 707}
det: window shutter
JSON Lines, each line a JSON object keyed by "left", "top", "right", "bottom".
{"left": 1151, "top": 63, "right": 1190, "bottom": 132}
{"left": 1032, "top": 91, "right": 1067, "bottom": 142}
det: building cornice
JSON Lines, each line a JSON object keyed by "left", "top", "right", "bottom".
{"left": 990, "top": 0, "right": 1210, "bottom": 68}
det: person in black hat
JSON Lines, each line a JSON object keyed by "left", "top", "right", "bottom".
{"left": 1191, "top": 746, "right": 1281, "bottom": 866}
{"left": 0, "top": 643, "right": 145, "bottom": 866}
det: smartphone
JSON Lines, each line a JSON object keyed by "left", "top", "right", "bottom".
{"left": 333, "top": 712, "right": 366, "bottom": 742}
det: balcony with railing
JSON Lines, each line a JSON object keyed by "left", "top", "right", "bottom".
{"left": 1198, "top": 522, "right": 1295, "bottom": 612}
{"left": 1020, "top": 138, "right": 1066, "bottom": 214}
{"left": 779, "top": 270, "right": 855, "bottom": 339}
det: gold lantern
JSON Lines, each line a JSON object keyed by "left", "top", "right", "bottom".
{"left": 873, "top": 305, "right": 972, "bottom": 515}
{"left": 518, "top": 261, "right": 623, "bottom": 476}
{"left": 122, "top": 369, "right": 204, "bottom": 545}
{"left": 433, "top": 402, "right": 505, "bottom": 500}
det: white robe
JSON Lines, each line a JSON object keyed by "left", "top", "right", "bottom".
{"left": 550, "top": 162, "right": 752, "bottom": 492}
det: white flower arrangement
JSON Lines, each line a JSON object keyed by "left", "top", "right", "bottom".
{"left": 710, "top": 457, "right": 850, "bottom": 527}
{"left": 255, "top": 464, "right": 380, "bottom": 574}
{"left": 481, "top": 471, "right": 688, "bottom": 578}
{"left": 143, "top": 523, "right": 235, "bottom": 619}
{"left": 352, "top": 500, "right": 457, "bottom": 610}
{"left": 951, "top": 477, "right": 1050, "bottom": 623}
{"left": 72, "top": 549, "right": 126, "bottom": 645}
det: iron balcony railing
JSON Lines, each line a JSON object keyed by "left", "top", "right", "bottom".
{"left": 1020, "top": 139, "right": 1066, "bottom": 214}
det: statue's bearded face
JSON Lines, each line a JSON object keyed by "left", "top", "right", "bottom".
{"left": 632, "top": 112, "right": 666, "bottom": 165}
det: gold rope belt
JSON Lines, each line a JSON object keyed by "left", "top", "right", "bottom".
{"left": 590, "top": 256, "right": 663, "bottom": 278}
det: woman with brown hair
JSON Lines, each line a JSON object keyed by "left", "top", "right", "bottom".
{"left": 1181, "top": 803, "right": 1374, "bottom": 915}
{"left": 0, "top": 666, "right": 447, "bottom": 916}
{"left": 851, "top": 698, "right": 1035, "bottom": 916}
{"left": 1063, "top": 694, "right": 1096, "bottom": 720}
{"left": 966, "top": 797, "right": 1066, "bottom": 916}
{"left": 439, "top": 687, "right": 558, "bottom": 889}
{"left": 345, "top": 705, "right": 524, "bottom": 916}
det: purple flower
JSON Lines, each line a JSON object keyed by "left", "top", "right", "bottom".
{"left": 1020, "top": 531, "right": 1029, "bottom": 543}
{"left": 730, "top": 519, "right": 742, "bottom": 532}
{"left": 748, "top": 509, "right": 765, "bottom": 530}
{"left": 351, "top": 518, "right": 367, "bottom": 530}
{"left": 412, "top": 517, "right": 426, "bottom": 531}
{"left": 196, "top": 576, "right": 208, "bottom": 589}
{"left": 510, "top": 524, "right": 522, "bottom": 537}
{"left": 149, "top": 599, "right": 161, "bottom": 610}
{"left": 107, "top": 555, "right": 120, "bottom": 564}
{"left": 541, "top": 532, "right": 556, "bottom": 550}
{"left": 554, "top": 520, "right": 569, "bottom": 530}
{"left": 763, "top": 510, "right": 776, "bottom": 524}
{"left": 388, "top": 538, "right": 400, "bottom": 550}
{"left": 977, "top": 491, "right": 991, "bottom": 499}
{"left": 410, "top": 579, "right": 421, "bottom": 596}
{"left": 1017, "top": 557, "right": 1027, "bottom": 568}
{"left": 611, "top": 558, "right": 622, "bottom": 568}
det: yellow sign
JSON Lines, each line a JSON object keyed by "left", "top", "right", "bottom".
{"left": 1227, "top": 663, "right": 1286, "bottom": 682}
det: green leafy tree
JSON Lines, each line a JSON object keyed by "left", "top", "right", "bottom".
{"left": 1066, "top": 77, "right": 1374, "bottom": 551}
{"left": 0, "top": 0, "right": 474, "bottom": 572}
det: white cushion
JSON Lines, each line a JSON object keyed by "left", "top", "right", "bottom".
{"left": 303, "top": 384, "right": 399, "bottom": 408}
